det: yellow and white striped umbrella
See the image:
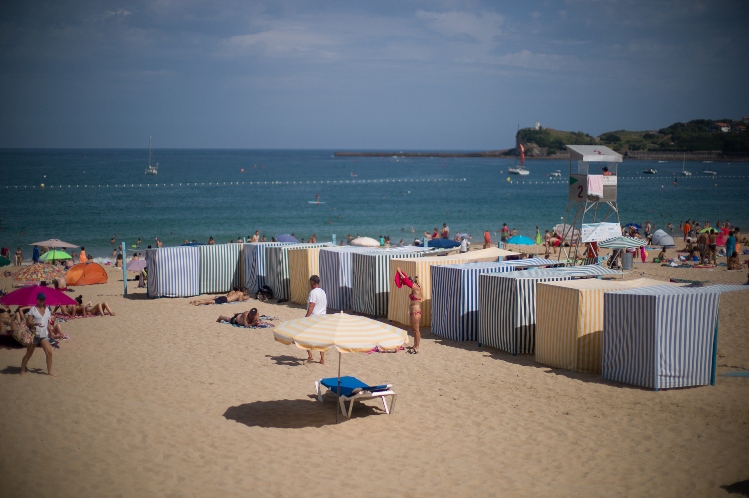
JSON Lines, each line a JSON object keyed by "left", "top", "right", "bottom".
{"left": 274, "top": 312, "right": 407, "bottom": 353}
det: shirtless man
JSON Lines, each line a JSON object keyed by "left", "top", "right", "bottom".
{"left": 251, "top": 231, "right": 260, "bottom": 243}
{"left": 217, "top": 308, "right": 259, "bottom": 327}
{"left": 696, "top": 231, "right": 708, "bottom": 264}
{"left": 190, "top": 288, "right": 249, "bottom": 306}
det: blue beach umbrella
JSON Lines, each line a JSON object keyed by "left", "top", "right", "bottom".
{"left": 623, "top": 223, "right": 642, "bottom": 230}
{"left": 275, "top": 234, "right": 298, "bottom": 243}
{"left": 506, "top": 235, "right": 536, "bottom": 245}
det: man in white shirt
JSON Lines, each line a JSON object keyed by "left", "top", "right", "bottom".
{"left": 306, "top": 275, "right": 327, "bottom": 364}
{"left": 21, "top": 292, "right": 56, "bottom": 376}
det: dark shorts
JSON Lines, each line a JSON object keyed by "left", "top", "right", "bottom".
{"left": 214, "top": 296, "right": 228, "bottom": 304}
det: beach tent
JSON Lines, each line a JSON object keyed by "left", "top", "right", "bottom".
{"left": 535, "top": 278, "right": 667, "bottom": 374}
{"left": 199, "top": 243, "right": 243, "bottom": 294}
{"left": 478, "top": 271, "right": 575, "bottom": 354}
{"left": 145, "top": 246, "right": 200, "bottom": 298}
{"left": 650, "top": 229, "right": 675, "bottom": 248}
{"left": 387, "top": 248, "right": 518, "bottom": 327}
{"left": 265, "top": 243, "right": 332, "bottom": 301}
{"left": 318, "top": 247, "right": 425, "bottom": 311}
{"left": 430, "top": 263, "right": 516, "bottom": 342}
{"left": 602, "top": 285, "right": 749, "bottom": 389}
{"left": 350, "top": 248, "right": 429, "bottom": 317}
{"left": 289, "top": 246, "right": 326, "bottom": 305}
{"left": 66, "top": 262, "right": 108, "bottom": 286}
{"left": 242, "top": 242, "right": 286, "bottom": 294}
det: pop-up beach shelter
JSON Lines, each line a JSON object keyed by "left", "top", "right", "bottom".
{"left": 199, "top": 243, "right": 243, "bottom": 294}
{"left": 265, "top": 243, "right": 332, "bottom": 301}
{"left": 650, "top": 229, "right": 675, "bottom": 248}
{"left": 602, "top": 285, "right": 749, "bottom": 390}
{"left": 387, "top": 248, "right": 518, "bottom": 328}
{"left": 145, "top": 246, "right": 200, "bottom": 298}
{"left": 66, "top": 262, "right": 108, "bottom": 286}
{"left": 350, "top": 248, "right": 429, "bottom": 317}
{"left": 535, "top": 278, "right": 667, "bottom": 374}
{"left": 289, "top": 246, "right": 327, "bottom": 305}
{"left": 430, "top": 263, "right": 516, "bottom": 342}
{"left": 476, "top": 264, "right": 624, "bottom": 354}
{"left": 242, "top": 242, "right": 286, "bottom": 294}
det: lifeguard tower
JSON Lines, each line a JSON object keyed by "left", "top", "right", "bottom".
{"left": 557, "top": 145, "right": 623, "bottom": 265}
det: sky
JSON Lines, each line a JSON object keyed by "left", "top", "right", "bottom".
{"left": 1, "top": 0, "right": 747, "bottom": 150}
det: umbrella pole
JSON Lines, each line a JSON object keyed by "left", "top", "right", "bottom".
{"left": 336, "top": 351, "right": 341, "bottom": 424}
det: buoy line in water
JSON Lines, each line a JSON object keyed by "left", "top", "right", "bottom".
{"left": 1, "top": 178, "right": 468, "bottom": 189}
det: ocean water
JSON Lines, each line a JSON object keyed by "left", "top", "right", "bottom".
{"left": 0, "top": 148, "right": 746, "bottom": 260}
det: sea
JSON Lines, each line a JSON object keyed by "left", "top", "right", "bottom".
{"left": 1, "top": 148, "right": 746, "bottom": 261}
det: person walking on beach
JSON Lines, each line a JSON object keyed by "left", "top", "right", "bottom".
{"left": 708, "top": 229, "right": 718, "bottom": 265}
{"left": 483, "top": 230, "right": 491, "bottom": 249}
{"left": 305, "top": 275, "right": 327, "bottom": 364}
{"left": 21, "top": 293, "right": 57, "bottom": 376}
{"left": 14, "top": 248, "right": 22, "bottom": 266}
{"left": 395, "top": 267, "right": 422, "bottom": 354}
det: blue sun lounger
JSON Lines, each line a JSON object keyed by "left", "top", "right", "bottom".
{"left": 315, "top": 376, "right": 396, "bottom": 419}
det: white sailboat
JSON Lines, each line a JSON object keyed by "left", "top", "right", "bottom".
{"left": 681, "top": 153, "right": 691, "bottom": 176}
{"left": 145, "top": 136, "right": 158, "bottom": 175}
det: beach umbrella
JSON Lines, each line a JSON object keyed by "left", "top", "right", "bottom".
{"left": 699, "top": 227, "right": 719, "bottom": 234}
{"left": 424, "top": 238, "right": 460, "bottom": 249}
{"left": 623, "top": 223, "right": 642, "bottom": 230}
{"left": 274, "top": 312, "right": 407, "bottom": 423}
{"left": 506, "top": 235, "right": 536, "bottom": 245}
{"left": 125, "top": 259, "right": 147, "bottom": 272}
{"left": 29, "top": 238, "right": 78, "bottom": 248}
{"left": 38, "top": 249, "right": 72, "bottom": 263}
{"left": 350, "top": 237, "right": 380, "bottom": 247}
{"left": 598, "top": 236, "right": 647, "bottom": 249}
{"left": 0, "top": 285, "right": 76, "bottom": 307}
{"left": 535, "top": 229, "right": 543, "bottom": 245}
{"left": 275, "top": 234, "right": 298, "bottom": 243}
{"left": 13, "top": 264, "right": 66, "bottom": 286}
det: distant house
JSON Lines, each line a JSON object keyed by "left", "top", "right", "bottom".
{"left": 712, "top": 122, "right": 731, "bottom": 133}
{"left": 737, "top": 125, "right": 747, "bottom": 132}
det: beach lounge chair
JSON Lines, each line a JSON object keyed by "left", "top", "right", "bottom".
{"left": 315, "top": 376, "right": 396, "bottom": 419}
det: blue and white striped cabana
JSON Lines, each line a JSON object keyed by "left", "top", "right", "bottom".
{"left": 526, "top": 264, "right": 621, "bottom": 277}
{"left": 431, "top": 263, "right": 516, "bottom": 342}
{"left": 602, "top": 285, "right": 749, "bottom": 390}
{"left": 496, "top": 257, "right": 562, "bottom": 269}
{"left": 145, "top": 246, "right": 201, "bottom": 298}
{"left": 478, "top": 271, "right": 576, "bottom": 354}
{"left": 199, "top": 243, "right": 244, "bottom": 294}
{"left": 242, "top": 242, "right": 286, "bottom": 294}
{"left": 318, "top": 247, "right": 378, "bottom": 311}
{"left": 350, "top": 248, "right": 428, "bottom": 316}
{"left": 265, "top": 243, "right": 331, "bottom": 301}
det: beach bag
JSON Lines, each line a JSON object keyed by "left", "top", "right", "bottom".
{"left": 12, "top": 322, "right": 34, "bottom": 346}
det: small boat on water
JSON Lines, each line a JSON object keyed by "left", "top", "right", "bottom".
{"left": 308, "top": 193, "right": 325, "bottom": 204}
{"left": 549, "top": 169, "right": 562, "bottom": 178}
{"left": 703, "top": 165, "right": 718, "bottom": 176}
{"left": 145, "top": 136, "right": 158, "bottom": 175}
{"left": 643, "top": 168, "right": 657, "bottom": 174}
{"left": 350, "top": 172, "right": 357, "bottom": 177}
{"left": 681, "top": 153, "right": 691, "bottom": 176}
{"left": 508, "top": 166, "right": 530, "bottom": 176}
{"left": 658, "top": 160, "right": 668, "bottom": 163}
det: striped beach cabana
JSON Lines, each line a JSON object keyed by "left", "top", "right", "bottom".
{"left": 199, "top": 243, "right": 244, "bottom": 294}
{"left": 145, "top": 246, "right": 201, "bottom": 298}
{"left": 386, "top": 248, "right": 515, "bottom": 327}
{"left": 318, "top": 247, "right": 378, "bottom": 311}
{"left": 351, "top": 248, "right": 428, "bottom": 317}
{"left": 602, "top": 285, "right": 749, "bottom": 390}
{"left": 265, "top": 243, "right": 331, "bottom": 301}
{"left": 430, "top": 263, "right": 516, "bottom": 342}
{"left": 535, "top": 278, "right": 666, "bottom": 374}
{"left": 242, "top": 242, "right": 286, "bottom": 294}
{"left": 496, "top": 257, "right": 562, "bottom": 269}
{"left": 288, "top": 246, "right": 326, "bottom": 305}
{"left": 478, "top": 271, "right": 576, "bottom": 354}
{"left": 526, "top": 264, "right": 621, "bottom": 277}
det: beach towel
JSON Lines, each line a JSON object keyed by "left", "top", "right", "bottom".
{"left": 587, "top": 175, "right": 604, "bottom": 198}
{"left": 218, "top": 320, "right": 275, "bottom": 329}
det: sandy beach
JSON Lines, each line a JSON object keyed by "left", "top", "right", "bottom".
{"left": 1, "top": 251, "right": 748, "bottom": 497}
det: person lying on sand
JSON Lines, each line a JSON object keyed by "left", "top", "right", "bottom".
{"left": 84, "top": 301, "right": 116, "bottom": 316}
{"left": 54, "top": 296, "right": 85, "bottom": 316}
{"left": 217, "top": 307, "right": 260, "bottom": 327}
{"left": 190, "top": 288, "right": 249, "bottom": 306}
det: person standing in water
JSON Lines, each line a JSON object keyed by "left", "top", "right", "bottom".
{"left": 395, "top": 267, "right": 422, "bottom": 354}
